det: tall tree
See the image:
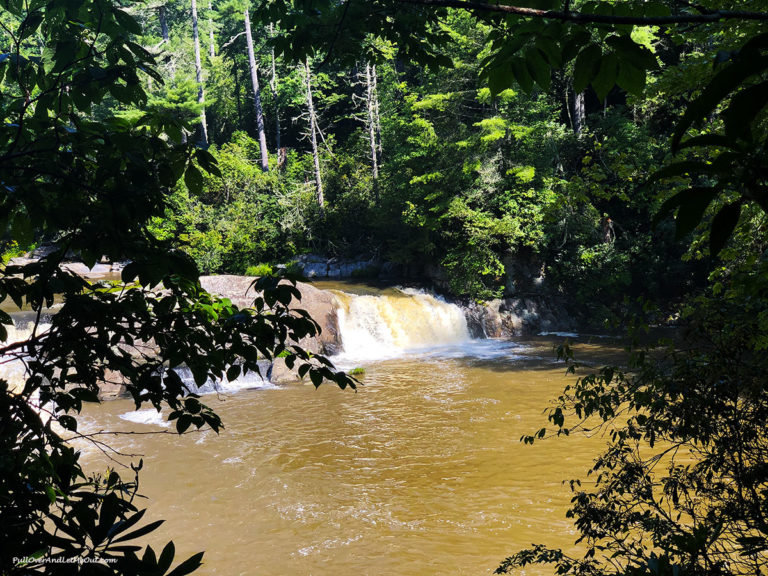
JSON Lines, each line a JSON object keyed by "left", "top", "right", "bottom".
{"left": 191, "top": 0, "right": 209, "bottom": 144}
{"left": 158, "top": 4, "right": 170, "bottom": 43}
{"left": 269, "top": 22, "right": 281, "bottom": 154}
{"left": 304, "top": 58, "right": 324, "bottom": 210}
{"left": 573, "top": 90, "right": 585, "bottom": 134}
{"left": 365, "top": 62, "right": 380, "bottom": 201}
{"left": 244, "top": 6, "right": 270, "bottom": 171}
{"left": 208, "top": 0, "right": 216, "bottom": 58}
{"left": 372, "top": 63, "right": 382, "bottom": 157}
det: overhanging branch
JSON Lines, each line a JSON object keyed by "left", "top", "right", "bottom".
{"left": 397, "top": 0, "right": 768, "bottom": 25}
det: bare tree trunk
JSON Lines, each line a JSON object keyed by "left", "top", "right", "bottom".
{"left": 245, "top": 7, "right": 269, "bottom": 172}
{"left": 304, "top": 58, "right": 323, "bottom": 211}
{"left": 191, "top": 0, "right": 208, "bottom": 145}
{"left": 208, "top": 0, "right": 215, "bottom": 58}
{"left": 365, "top": 63, "right": 379, "bottom": 203}
{"left": 573, "top": 90, "right": 585, "bottom": 135}
{"left": 372, "top": 64, "right": 382, "bottom": 157}
{"left": 158, "top": 5, "right": 170, "bottom": 41}
{"left": 269, "top": 23, "right": 281, "bottom": 153}
{"left": 234, "top": 63, "right": 243, "bottom": 126}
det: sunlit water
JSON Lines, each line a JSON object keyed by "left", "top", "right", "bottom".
{"left": 5, "top": 283, "right": 621, "bottom": 575}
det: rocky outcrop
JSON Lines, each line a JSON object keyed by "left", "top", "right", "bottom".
{"left": 98, "top": 370, "right": 129, "bottom": 400}
{"left": 464, "top": 297, "right": 573, "bottom": 338}
{"left": 199, "top": 275, "right": 342, "bottom": 356}
{"left": 294, "top": 254, "right": 380, "bottom": 279}
{"left": 6, "top": 249, "right": 127, "bottom": 280}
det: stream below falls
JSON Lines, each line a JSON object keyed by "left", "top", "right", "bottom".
{"left": 10, "top": 282, "right": 622, "bottom": 575}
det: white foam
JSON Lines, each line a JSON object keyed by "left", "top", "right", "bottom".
{"left": 1, "top": 320, "right": 53, "bottom": 394}
{"left": 172, "top": 366, "right": 277, "bottom": 395}
{"left": 119, "top": 408, "right": 171, "bottom": 428}
{"left": 538, "top": 331, "right": 580, "bottom": 338}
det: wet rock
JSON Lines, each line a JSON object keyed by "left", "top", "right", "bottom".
{"left": 464, "top": 300, "right": 504, "bottom": 338}
{"left": 267, "top": 357, "right": 304, "bottom": 384}
{"left": 88, "top": 263, "right": 113, "bottom": 276}
{"left": 97, "top": 371, "right": 129, "bottom": 400}
{"left": 465, "top": 296, "right": 573, "bottom": 338}
{"left": 293, "top": 254, "right": 380, "bottom": 279}
{"left": 303, "top": 261, "right": 328, "bottom": 278}
{"left": 199, "top": 275, "right": 342, "bottom": 356}
{"left": 61, "top": 262, "right": 91, "bottom": 275}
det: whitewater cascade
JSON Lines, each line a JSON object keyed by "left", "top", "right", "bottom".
{"left": 332, "top": 288, "right": 471, "bottom": 361}
{"left": 1, "top": 318, "right": 53, "bottom": 394}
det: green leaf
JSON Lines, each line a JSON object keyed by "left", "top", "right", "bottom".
{"left": 510, "top": 58, "right": 534, "bottom": 93}
{"left": 309, "top": 369, "right": 323, "bottom": 388}
{"left": 606, "top": 34, "right": 658, "bottom": 71}
{"left": 176, "top": 414, "right": 193, "bottom": 434}
{"left": 167, "top": 551, "right": 205, "bottom": 576}
{"left": 672, "top": 54, "right": 768, "bottom": 150}
{"left": 112, "top": 9, "right": 142, "bottom": 35}
{"left": 674, "top": 189, "right": 718, "bottom": 239}
{"left": 653, "top": 187, "right": 718, "bottom": 228}
{"left": 648, "top": 161, "right": 716, "bottom": 183}
{"left": 184, "top": 164, "right": 204, "bottom": 195}
{"left": 487, "top": 63, "right": 514, "bottom": 96}
{"left": 158, "top": 541, "right": 175, "bottom": 573}
{"left": 112, "top": 520, "right": 164, "bottom": 544}
{"left": 58, "top": 415, "right": 77, "bottom": 431}
{"left": 534, "top": 36, "right": 561, "bottom": 68}
{"left": 723, "top": 80, "right": 768, "bottom": 140}
{"left": 526, "top": 48, "right": 551, "bottom": 90}
{"left": 573, "top": 44, "right": 601, "bottom": 94}
{"left": 616, "top": 60, "right": 645, "bottom": 95}
{"left": 709, "top": 203, "right": 742, "bottom": 256}
{"left": 226, "top": 364, "right": 241, "bottom": 382}
{"left": 592, "top": 53, "right": 618, "bottom": 101}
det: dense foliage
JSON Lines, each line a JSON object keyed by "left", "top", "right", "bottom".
{"left": 0, "top": 1, "right": 353, "bottom": 573}
{"left": 121, "top": 0, "right": 726, "bottom": 308}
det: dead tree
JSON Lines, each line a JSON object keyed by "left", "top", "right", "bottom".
{"left": 244, "top": 7, "right": 269, "bottom": 171}
{"left": 304, "top": 58, "right": 324, "bottom": 210}
{"left": 191, "top": 0, "right": 208, "bottom": 145}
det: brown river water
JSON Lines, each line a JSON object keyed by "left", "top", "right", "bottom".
{"left": 7, "top": 282, "right": 623, "bottom": 575}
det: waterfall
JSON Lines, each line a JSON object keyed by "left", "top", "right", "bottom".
{"left": 332, "top": 288, "right": 471, "bottom": 361}
{"left": 1, "top": 316, "right": 53, "bottom": 394}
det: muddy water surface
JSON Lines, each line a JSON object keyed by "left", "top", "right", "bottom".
{"left": 79, "top": 336, "right": 618, "bottom": 576}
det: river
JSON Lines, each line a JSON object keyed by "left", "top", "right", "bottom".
{"left": 7, "top": 282, "right": 620, "bottom": 575}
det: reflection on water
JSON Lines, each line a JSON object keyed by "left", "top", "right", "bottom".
{"left": 79, "top": 338, "right": 612, "bottom": 576}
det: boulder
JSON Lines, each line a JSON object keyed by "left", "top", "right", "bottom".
{"left": 465, "top": 296, "right": 573, "bottom": 338}
{"left": 199, "top": 275, "right": 342, "bottom": 355}
{"left": 293, "top": 254, "right": 380, "bottom": 279}
{"left": 464, "top": 299, "right": 504, "bottom": 338}
{"left": 97, "top": 371, "right": 129, "bottom": 400}
{"left": 268, "top": 357, "right": 304, "bottom": 384}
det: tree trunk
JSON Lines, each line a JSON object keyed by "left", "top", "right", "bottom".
{"left": 573, "top": 90, "right": 585, "bottom": 134}
{"left": 191, "top": 0, "right": 208, "bottom": 145}
{"left": 158, "top": 5, "right": 169, "bottom": 42}
{"left": 208, "top": 0, "right": 215, "bottom": 58}
{"left": 372, "top": 64, "right": 382, "bottom": 157}
{"left": 244, "top": 7, "right": 269, "bottom": 172}
{"left": 365, "top": 62, "right": 379, "bottom": 203}
{"left": 305, "top": 58, "right": 323, "bottom": 210}
{"left": 269, "top": 23, "right": 281, "bottom": 153}
{"left": 234, "top": 63, "right": 243, "bottom": 126}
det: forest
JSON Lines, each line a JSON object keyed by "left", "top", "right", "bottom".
{"left": 1, "top": 0, "right": 768, "bottom": 575}
{"left": 107, "top": 0, "right": 711, "bottom": 316}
